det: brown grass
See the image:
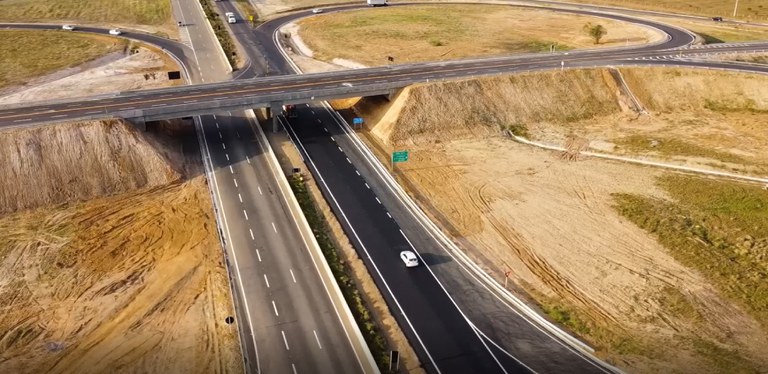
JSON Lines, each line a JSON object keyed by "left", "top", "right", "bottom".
{"left": 370, "top": 69, "right": 622, "bottom": 146}
{"left": 564, "top": 0, "right": 768, "bottom": 21}
{"left": 0, "top": 30, "right": 127, "bottom": 89}
{"left": 0, "top": 0, "right": 173, "bottom": 26}
{"left": 620, "top": 68, "right": 768, "bottom": 113}
{"left": 0, "top": 120, "right": 180, "bottom": 214}
{"left": 297, "top": 4, "right": 662, "bottom": 66}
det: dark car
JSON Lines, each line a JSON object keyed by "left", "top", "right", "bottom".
{"left": 712, "top": 16, "right": 723, "bottom": 21}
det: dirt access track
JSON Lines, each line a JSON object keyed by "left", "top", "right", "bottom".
{"left": 333, "top": 67, "right": 768, "bottom": 373}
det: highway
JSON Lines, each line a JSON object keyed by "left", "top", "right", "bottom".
{"left": 0, "top": 41, "right": 767, "bottom": 126}
{"left": 2, "top": 2, "right": 768, "bottom": 373}
{"left": 0, "top": 5, "right": 378, "bottom": 373}
{"left": 201, "top": 110, "right": 369, "bottom": 373}
{"left": 249, "top": 4, "right": 768, "bottom": 374}
{"left": 172, "top": 2, "right": 376, "bottom": 372}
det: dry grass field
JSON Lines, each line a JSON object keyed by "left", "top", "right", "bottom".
{"left": 297, "top": 4, "right": 662, "bottom": 66}
{"left": 0, "top": 30, "right": 126, "bottom": 90}
{"left": 0, "top": 0, "right": 172, "bottom": 26}
{"left": 565, "top": 0, "right": 768, "bottom": 20}
{"left": 336, "top": 68, "right": 768, "bottom": 373}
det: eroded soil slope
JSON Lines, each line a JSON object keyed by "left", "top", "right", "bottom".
{"left": 346, "top": 68, "right": 768, "bottom": 373}
{"left": 0, "top": 120, "right": 180, "bottom": 214}
{"left": 0, "top": 120, "right": 241, "bottom": 373}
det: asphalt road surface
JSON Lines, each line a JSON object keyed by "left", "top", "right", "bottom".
{"left": 2, "top": 3, "right": 768, "bottom": 373}
{"left": 170, "top": 2, "right": 375, "bottom": 372}
{"left": 2, "top": 11, "right": 373, "bottom": 374}
{"left": 200, "top": 111, "right": 366, "bottom": 374}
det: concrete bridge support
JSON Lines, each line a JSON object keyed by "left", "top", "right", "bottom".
{"left": 268, "top": 100, "right": 283, "bottom": 133}
{"left": 385, "top": 88, "right": 401, "bottom": 102}
{"left": 129, "top": 117, "right": 147, "bottom": 132}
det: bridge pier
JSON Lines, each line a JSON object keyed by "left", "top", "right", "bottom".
{"left": 385, "top": 88, "right": 401, "bottom": 102}
{"left": 129, "top": 117, "right": 147, "bottom": 132}
{"left": 268, "top": 100, "right": 283, "bottom": 133}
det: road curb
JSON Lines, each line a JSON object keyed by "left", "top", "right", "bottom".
{"left": 244, "top": 109, "right": 380, "bottom": 374}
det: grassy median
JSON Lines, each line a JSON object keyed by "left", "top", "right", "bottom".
{"left": 288, "top": 174, "right": 391, "bottom": 372}
{"left": 199, "top": 0, "right": 237, "bottom": 68}
{"left": 0, "top": 30, "right": 126, "bottom": 89}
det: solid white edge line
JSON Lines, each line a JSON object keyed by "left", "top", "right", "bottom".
{"left": 248, "top": 110, "right": 375, "bottom": 373}
{"left": 320, "top": 101, "right": 616, "bottom": 373}
{"left": 399, "top": 230, "right": 521, "bottom": 374}
{"left": 281, "top": 114, "right": 442, "bottom": 374}
{"left": 194, "top": 116, "right": 260, "bottom": 373}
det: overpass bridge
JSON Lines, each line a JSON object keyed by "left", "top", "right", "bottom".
{"left": 1, "top": 42, "right": 767, "bottom": 130}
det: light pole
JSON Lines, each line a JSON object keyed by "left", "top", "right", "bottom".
{"left": 733, "top": 0, "right": 739, "bottom": 17}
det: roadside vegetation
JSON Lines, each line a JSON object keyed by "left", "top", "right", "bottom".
{"left": 0, "top": 30, "right": 126, "bottom": 90}
{"left": 297, "top": 4, "right": 659, "bottom": 66}
{"left": 613, "top": 174, "right": 768, "bottom": 324}
{"left": 288, "top": 174, "right": 391, "bottom": 372}
{"left": 613, "top": 135, "right": 751, "bottom": 165}
{"left": 199, "top": 0, "right": 238, "bottom": 68}
{"left": 0, "top": 0, "right": 171, "bottom": 26}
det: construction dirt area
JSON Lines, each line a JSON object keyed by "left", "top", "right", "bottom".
{"left": 329, "top": 67, "right": 768, "bottom": 373}
{"left": 0, "top": 44, "right": 242, "bottom": 372}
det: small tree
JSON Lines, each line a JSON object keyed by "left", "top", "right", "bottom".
{"left": 584, "top": 23, "right": 607, "bottom": 44}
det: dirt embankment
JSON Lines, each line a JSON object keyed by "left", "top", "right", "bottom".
{"left": 340, "top": 68, "right": 768, "bottom": 373}
{"left": 0, "top": 120, "right": 242, "bottom": 373}
{"left": 0, "top": 120, "right": 180, "bottom": 214}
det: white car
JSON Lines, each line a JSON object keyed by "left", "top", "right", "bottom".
{"left": 400, "top": 251, "right": 419, "bottom": 268}
{"left": 312, "top": 8, "right": 324, "bottom": 14}
{"left": 109, "top": 29, "right": 122, "bottom": 36}
{"left": 62, "top": 24, "right": 75, "bottom": 31}
{"left": 228, "top": 16, "right": 236, "bottom": 24}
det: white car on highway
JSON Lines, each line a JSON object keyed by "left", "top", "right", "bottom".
{"left": 62, "top": 24, "right": 75, "bottom": 31}
{"left": 312, "top": 8, "right": 324, "bottom": 14}
{"left": 400, "top": 251, "right": 419, "bottom": 267}
{"left": 108, "top": 29, "right": 122, "bottom": 36}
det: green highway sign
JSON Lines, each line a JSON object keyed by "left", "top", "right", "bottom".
{"left": 392, "top": 151, "right": 409, "bottom": 163}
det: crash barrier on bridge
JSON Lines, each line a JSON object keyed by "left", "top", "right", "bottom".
{"left": 245, "top": 109, "right": 380, "bottom": 374}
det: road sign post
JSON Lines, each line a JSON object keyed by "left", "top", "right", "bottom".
{"left": 391, "top": 150, "right": 409, "bottom": 171}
